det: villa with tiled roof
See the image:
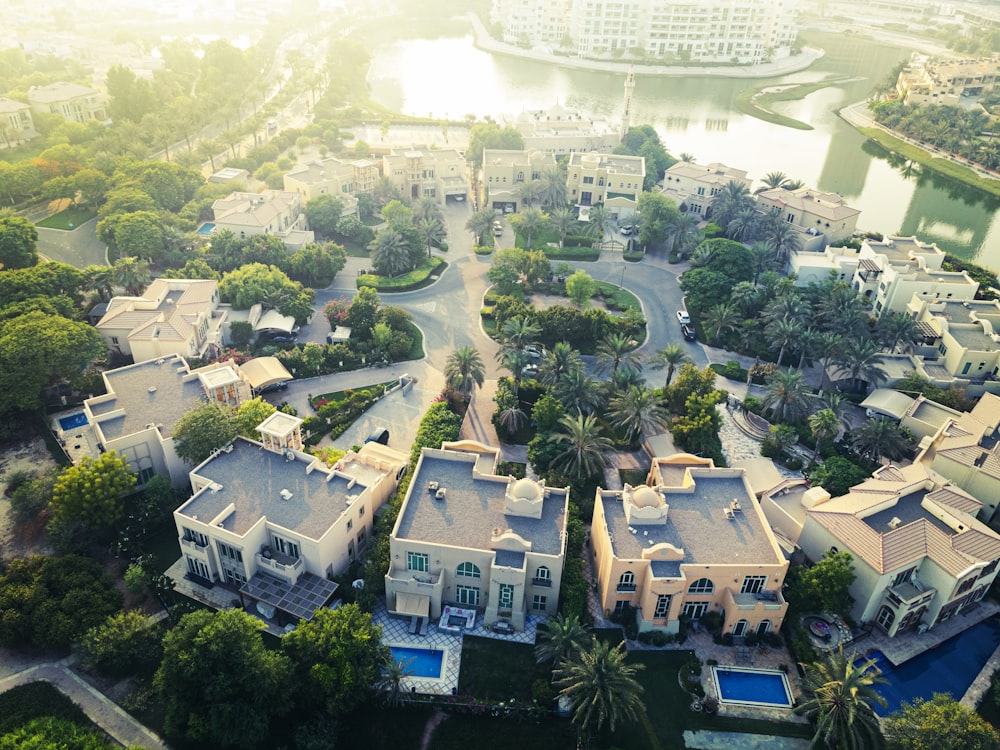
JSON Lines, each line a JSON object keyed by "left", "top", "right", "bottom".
{"left": 755, "top": 185, "right": 860, "bottom": 244}
{"left": 907, "top": 296, "right": 1000, "bottom": 394}
{"left": 660, "top": 161, "right": 751, "bottom": 219}
{"left": 591, "top": 454, "right": 789, "bottom": 636}
{"left": 211, "top": 190, "right": 313, "bottom": 248}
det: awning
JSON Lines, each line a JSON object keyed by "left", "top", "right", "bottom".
{"left": 240, "top": 571, "right": 339, "bottom": 621}
{"left": 395, "top": 592, "right": 430, "bottom": 618}
{"left": 255, "top": 308, "right": 296, "bottom": 334}
{"left": 861, "top": 388, "right": 915, "bottom": 420}
{"left": 239, "top": 356, "right": 292, "bottom": 390}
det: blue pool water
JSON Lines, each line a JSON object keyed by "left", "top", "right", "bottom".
{"left": 713, "top": 667, "right": 793, "bottom": 707}
{"left": 58, "top": 412, "right": 88, "bottom": 430}
{"left": 389, "top": 646, "right": 444, "bottom": 679}
{"left": 196, "top": 222, "right": 215, "bottom": 235}
{"left": 860, "top": 617, "right": 1000, "bottom": 715}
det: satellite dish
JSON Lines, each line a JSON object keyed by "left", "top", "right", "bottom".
{"left": 352, "top": 579, "right": 365, "bottom": 590}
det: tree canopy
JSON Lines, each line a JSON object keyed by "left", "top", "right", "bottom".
{"left": 0, "top": 215, "right": 39, "bottom": 270}
{"left": 218, "top": 263, "right": 315, "bottom": 322}
{"left": 789, "top": 550, "right": 856, "bottom": 616}
{"left": 884, "top": 694, "right": 1000, "bottom": 750}
{"left": 173, "top": 402, "right": 239, "bottom": 465}
{"left": 50, "top": 451, "right": 136, "bottom": 532}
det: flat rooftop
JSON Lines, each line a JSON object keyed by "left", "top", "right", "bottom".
{"left": 861, "top": 490, "right": 955, "bottom": 537}
{"left": 177, "top": 439, "right": 379, "bottom": 539}
{"left": 395, "top": 453, "right": 568, "bottom": 556}
{"left": 601, "top": 474, "right": 781, "bottom": 567}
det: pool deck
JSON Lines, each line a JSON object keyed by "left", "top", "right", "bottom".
{"left": 684, "top": 730, "right": 810, "bottom": 750}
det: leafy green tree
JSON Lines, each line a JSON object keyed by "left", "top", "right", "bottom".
{"left": 556, "top": 638, "right": 646, "bottom": 737}
{"left": 0, "top": 555, "right": 122, "bottom": 651}
{"left": 346, "top": 286, "right": 380, "bottom": 340}
{"left": 791, "top": 550, "right": 856, "bottom": 615}
{"left": 636, "top": 191, "right": 681, "bottom": 246}
{"left": 531, "top": 392, "right": 566, "bottom": 432}
{"left": 282, "top": 605, "right": 388, "bottom": 716}
{"left": 0, "top": 215, "right": 38, "bottom": 270}
{"left": 565, "top": 270, "right": 596, "bottom": 307}
{"left": 7, "top": 469, "right": 57, "bottom": 526}
{"left": 445, "top": 346, "right": 485, "bottom": 401}
{"left": 671, "top": 390, "right": 725, "bottom": 456}
{"left": 50, "top": 451, "right": 135, "bottom": 531}
{"left": 234, "top": 397, "right": 277, "bottom": 438}
{"left": 466, "top": 123, "right": 524, "bottom": 167}
{"left": 289, "top": 241, "right": 347, "bottom": 287}
{"left": 550, "top": 413, "right": 613, "bottom": 479}
{"left": 112, "top": 211, "right": 165, "bottom": 263}
{"left": 78, "top": 610, "right": 164, "bottom": 677}
{"left": 884, "top": 693, "right": 999, "bottom": 750}
{"left": 796, "top": 646, "right": 887, "bottom": 750}
{"left": 218, "top": 263, "right": 315, "bottom": 322}
{"left": 806, "top": 456, "right": 871, "bottom": 497}
{"left": 155, "top": 609, "right": 293, "bottom": 748}
{"left": 229, "top": 320, "right": 254, "bottom": 348}
{"left": 173, "top": 402, "right": 238, "bottom": 465}
{"left": 304, "top": 194, "right": 345, "bottom": 239}
{"left": 665, "top": 364, "right": 720, "bottom": 414}
{"left": 535, "top": 613, "right": 588, "bottom": 666}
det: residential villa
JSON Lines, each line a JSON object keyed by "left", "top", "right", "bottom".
{"left": 381, "top": 147, "right": 468, "bottom": 203}
{"left": 906, "top": 296, "right": 1000, "bottom": 394}
{"left": 755, "top": 186, "right": 860, "bottom": 246}
{"left": 385, "top": 441, "right": 570, "bottom": 632}
{"left": 500, "top": 104, "right": 620, "bottom": 157}
{"left": 211, "top": 190, "right": 313, "bottom": 248}
{"left": 283, "top": 156, "right": 379, "bottom": 217}
{"left": 27, "top": 82, "right": 107, "bottom": 124}
{"left": 173, "top": 413, "right": 408, "bottom": 624}
{"left": 860, "top": 388, "right": 963, "bottom": 442}
{"left": 78, "top": 354, "right": 290, "bottom": 487}
{"left": 481, "top": 148, "right": 558, "bottom": 214}
{"left": 896, "top": 56, "right": 1000, "bottom": 106}
{"left": 660, "top": 161, "right": 752, "bottom": 219}
{"left": 96, "top": 279, "right": 228, "bottom": 362}
{"left": 0, "top": 98, "right": 37, "bottom": 146}
{"left": 795, "top": 462, "right": 1000, "bottom": 639}
{"left": 591, "top": 454, "right": 789, "bottom": 636}
{"left": 566, "top": 152, "right": 645, "bottom": 220}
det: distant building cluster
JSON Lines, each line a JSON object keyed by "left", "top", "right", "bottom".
{"left": 895, "top": 56, "right": 1000, "bottom": 106}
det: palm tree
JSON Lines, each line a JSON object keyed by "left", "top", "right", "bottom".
{"left": 502, "top": 349, "right": 531, "bottom": 396}
{"left": 679, "top": 152, "right": 695, "bottom": 162}
{"left": 755, "top": 171, "right": 790, "bottom": 193}
{"left": 749, "top": 241, "right": 780, "bottom": 284}
{"left": 516, "top": 179, "right": 543, "bottom": 208}
{"left": 710, "top": 180, "right": 755, "bottom": 228}
{"left": 534, "top": 613, "right": 588, "bottom": 666}
{"left": 555, "top": 638, "right": 646, "bottom": 737}
{"left": 876, "top": 311, "right": 918, "bottom": 353}
{"left": 726, "top": 206, "right": 759, "bottom": 242}
{"left": 608, "top": 386, "right": 669, "bottom": 444}
{"left": 539, "top": 341, "right": 583, "bottom": 389}
{"left": 761, "top": 216, "right": 802, "bottom": 265}
{"left": 796, "top": 327, "right": 820, "bottom": 370}
{"left": 766, "top": 317, "right": 804, "bottom": 368}
{"left": 370, "top": 228, "right": 412, "bottom": 277}
{"left": 549, "top": 206, "right": 576, "bottom": 248}
{"left": 609, "top": 364, "right": 645, "bottom": 392}
{"left": 376, "top": 653, "right": 415, "bottom": 708}
{"left": 795, "top": 646, "right": 887, "bottom": 750}
{"left": 731, "top": 281, "right": 759, "bottom": 316}
{"left": 496, "top": 316, "right": 541, "bottom": 362}
{"left": 762, "top": 292, "right": 807, "bottom": 327}
{"left": 815, "top": 331, "right": 844, "bottom": 391}
{"left": 688, "top": 243, "right": 718, "bottom": 268}
{"left": 834, "top": 338, "right": 888, "bottom": 394}
{"left": 550, "top": 414, "right": 614, "bottom": 479}
{"left": 666, "top": 213, "right": 701, "bottom": 258}
{"left": 466, "top": 207, "right": 496, "bottom": 246}
{"left": 817, "top": 284, "right": 867, "bottom": 337}
{"left": 445, "top": 346, "right": 485, "bottom": 402}
{"left": 809, "top": 408, "right": 840, "bottom": 464}
{"left": 538, "top": 165, "right": 568, "bottom": 207}
{"left": 703, "top": 302, "right": 739, "bottom": 345}
{"left": 112, "top": 256, "right": 151, "bottom": 296}
{"left": 509, "top": 206, "right": 547, "bottom": 248}
{"left": 554, "top": 370, "right": 603, "bottom": 416}
{"left": 417, "top": 215, "right": 446, "bottom": 257}
{"left": 587, "top": 204, "right": 611, "bottom": 240}
{"left": 761, "top": 369, "right": 813, "bottom": 424}
{"left": 84, "top": 264, "right": 115, "bottom": 301}
{"left": 649, "top": 344, "right": 692, "bottom": 389}
{"left": 595, "top": 332, "right": 640, "bottom": 377}
{"left": 497, "top": 401, "right": 529, "bottom": 437}
{"left": 850, "top": 419, "right": 915, "bottom": 463}
{"left": 413, "top": 196, "right": 443, "bottom": 223}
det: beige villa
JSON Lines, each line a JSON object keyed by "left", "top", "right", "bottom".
{"left": 661, "top": 161, "right": 751, "bottom": 219}
{"left": 385, "top": 441, "right": 570, "bottom": 632}
{"left": 591, "top": 454, "right": 789, "bottom": 636}
{"left": 566, "top": 152, "right": 645, "bottom": 220}
{"left": 755, "top": 186, "right": 860, "bottom": 245}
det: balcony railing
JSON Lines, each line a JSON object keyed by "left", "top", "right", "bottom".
{"left": 180, "top": 537, "right": 208, "bottom": 551}
{"left": 532, "top": 577, "right": 552, "bottom": 588}
{"left": 616, "top": 583, "right": 637, "bottom": 593}
{"left": 256, "top": 552, "right": 303, "bottom": 581}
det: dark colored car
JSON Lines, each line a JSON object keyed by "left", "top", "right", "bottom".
{"left": 255, "top": 381, "right": 288, "bottom": 395}
{"left": 681, "top": 324, "right": 697, "bottom": 342}
{"left": 365, "top": 428, "right": 390, "bottom": 445}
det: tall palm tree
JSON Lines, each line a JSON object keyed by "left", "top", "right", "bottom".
{"left": 795, "top": 646, "right": 887, "bottom": 750}
{"left": 554, "top": 370, "right": 603, "bottom": 416}
{"left": 466, "top": 207, "right": 496, "bottom": 246}
{"left": 534, "top": 613, "right": 588, "bottom": 666}
{"left": 587, "top": 204, "right": 611, "bottom": 240}
{"left": 834, "top": 338, "right": 888, "bottom": 394}
{"left": 502, "top": 349, "right": 531, "bottom": 396}
{"left": 762, "top": 292, "right": 807, "bottom": 327}
{"left": 555, "top": 638, "right": 646, "bottom": 736}
{"left": 796, "top": 327, "right": 820, "bottom": 370}
{"left": 416, "top": 215, "right": 445, "bottom": 257}
{"left": 84, "top": 264, "right": 115, "bottom": 302}
{"left": 761, "top": 369, "right": 813, "bottom": 424}
{"left": 679, "top": 152, "right": 695, "bottom": 162}
{"left": 727, "top": 206, "right": 759, "bottom": 242}
{"left": 703, "top": 302, "right": 739, "bottom": 345}
{"left": 608, "top": 386, "right": 669, "bottom": 444}
{"left": 516, "top": 179, "right": 543, "bottom": 208}
{"left": 755, "top": 171, "right": 790, "bottom": 193}
{"left": 550, "top": 414, "right": 614, "bottom": 479}
{"left": 710, "top": 180, "right": 754, "bottom": 228}
{"left": 817, "top": 284, "right": 867, "bottom": 337}
{"left": 510, "top": 206, "right": 548, "bottom": 248}
{"left": 809, "top": 408, "right": 840, "bottom": 464}
{"left": 595, "top": 332, "right": 640, "bottom": 377}
{"left": 539, "top": 341, "right": 583, "bottom": 389}
{"left": 730, "top": 281, "right": 759, "bottom": 316}
{"left": 749, "top": 241, "right": 780, "bottom": 284}
{"left": 761, "top": 216, "right": 802, "bottom": 265}
{"left": 370, "top": 228, "right": 412, "bottom": 277}
{"left": 876, "top": 311, "right": 918, "bottom": 353}
{"left": 445, "top": 346, "right": 485, "bottom": 402}
{"left": 609, "top": 364, "right": 645, "bottom": 392}
{"left": 666, "top": 213, "right": 701, "bottom": 258}
{"left": 538, "top": 165, "right": 568, "bottom": 207}
{"left": 815, "top": 332, "right": 844, "bottom": 391}
{"left": 413, "top": 196, "right": 443, "bottom": 223}
{"left": 376, "top": 653, "right": 415, "bottom": 708}
{"left": 850, "top": 419, "right": 915, "bottom": 463}
{"left": 766, "top": 317, "right": 804, "bottom": 368}
{"left": 649, "top": 344, "right": 692, "bottom": 389}
{"left": 496, "top": 316, "right": 541, "bottom": 362}
{"left": 549, "top": 206, "right": 576, "bottom": 248}
{"left": 112, "top": 256, "right": 151, "bottom": 296}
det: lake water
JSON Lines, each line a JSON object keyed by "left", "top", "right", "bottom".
{"left": 368, "top": 30, "right": 1000, "bottom": 271}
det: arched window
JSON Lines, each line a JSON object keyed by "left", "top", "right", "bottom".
{"left": 757, "top": 620, "right": 771, "bottom": 635}
{"left": 876, "top": 606, "right": 895, "bottom": 631}
{"left": 617, "top": 571, "right": 636, "bottom": 592}
{"left": 456, "top": 562, "right": 481, "bottom": 579}
{"left": 533, "top": 566, "right": 551, "bottom": 587}
{"left": 733, "top": 619, "right": 749, "bottom": 636}
{"left": 687, "top": 578, "right": 714, "bottom": 594}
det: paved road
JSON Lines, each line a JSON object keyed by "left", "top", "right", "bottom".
{"left": 35, "top": 218, "right": 109, "bottom": 268}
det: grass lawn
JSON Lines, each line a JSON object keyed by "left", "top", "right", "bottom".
{"left": 619, "top": 469, "right": 647, "bottom": 486}
{"left": 403, "top": 320, "right": 424, "bottom": 360}
{"left": 594, "top": 281, "right": 642, "bottom": 313}
{"left": 430, "top": 714, "right": 576, "bottom": 750}
{"left": 35, "top": 206, "right": 97, "bottom": 230}
{"left": 0, "top": 682, "right": 93, "bottom": 735}
{"left": 310, "top": 379, "right": 399, "bottom": 409}
{"left": 733, "top": 79, "right": 857, "bottom": 131}
{"left": 458, "top": 637, "right": 549, "bottom": 702}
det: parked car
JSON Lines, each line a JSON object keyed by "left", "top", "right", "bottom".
{"left": 620, "top": 225, "right": 633, "bottom": 236}
{"left": 681, "top": 324, "right": 697, "bottom": 342}
{"left": 493, "top": 221, "right": 503, "bottom": 237}
{"left": 365, "top": 428, "right": 390, "bottom": 445}
{"left": 255, "top": 381, "right": 288, "bottom": 395}
{"left": 524, "top": 344, "right": 546, "bottom": 361}
{"left": 676, "top": 310, "right": 691, "bottom": 325}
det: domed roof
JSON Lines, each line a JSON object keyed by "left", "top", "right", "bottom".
{"left": 511, "top": 477, "right": 541, "bottom": 502}
{"left": 632, "top": 486, "right": 660, "bottom": 509}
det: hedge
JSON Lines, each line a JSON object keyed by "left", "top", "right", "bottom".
{"left": 543, "top": 246, "right": 601, "bottom": 261}
{"left": 357, "top": 258, "right": 446, "bottom": 291}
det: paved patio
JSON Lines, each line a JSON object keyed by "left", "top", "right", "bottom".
{"left": 684, "top": 729, "right": 810, "bottom": 750}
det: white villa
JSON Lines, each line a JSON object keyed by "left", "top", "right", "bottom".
{"left": 211, "top": 190, "right": 313, "bottom": 248}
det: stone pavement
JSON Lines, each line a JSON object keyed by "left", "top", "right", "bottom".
{"left": 0, "top": 662, "right": 169, "bottom": 750}
{"left": 684, "top": 729, "right": 810, "bottom": 750}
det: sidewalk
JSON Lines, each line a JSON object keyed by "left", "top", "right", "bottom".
{"left": 0, "top": 662, "right": 169, "bottom": 750}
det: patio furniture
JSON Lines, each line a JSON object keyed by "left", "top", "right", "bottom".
{"left": 809, "top": 619, "right": 833, "bottom": 640}
{"left": 493, "top": 620, "right": 514, "bottom": 635}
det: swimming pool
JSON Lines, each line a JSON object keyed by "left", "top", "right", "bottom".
{"left": 389, "top": 646, "right": 444, "bottom": 679}
{"left": 58, "top": 412, "right": 88, "bottom": 431}
{"left": 712, "top": 666, "right": 794, "bottom": 708}
{"left": 860, "top": 617, "right": 1000, "bottom": 715}
{"left": 196, "top": 222, "right": 216, "bottom": 235}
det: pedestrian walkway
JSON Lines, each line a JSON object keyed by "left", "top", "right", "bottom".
{"left": 0, "top": 662, "right": 169, "bottom": 750}
{"left": 684, "top": 730, "right": 809, "bottom": 750}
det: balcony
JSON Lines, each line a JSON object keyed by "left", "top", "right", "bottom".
{"left": 180, "top": 537, "right": 208, "bottom": 552}
{"left": 532, "top": 577, "right": 552, "bottom": 588}
{"left": 256, "top": 551, "right": 303, "bottom": 584}
{"left": 884, "top": 580, "right": 935, "bottom": 609}
{"left": 724, "top": 588, "right": 787, "bottom": 613}
{"left": 616, "top": 583, "right": 637, "bottom": 593}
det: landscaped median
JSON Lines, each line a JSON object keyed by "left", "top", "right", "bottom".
{"left": 357, "top": 257, "right": 446, "bottom": 291}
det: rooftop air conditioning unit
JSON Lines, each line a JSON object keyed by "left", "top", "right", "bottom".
{"left": 888, "top": 516, "right": 903, "bottom": 529}
{"left": 435, "top": 487, "right": 447, "bottom": 500}
{"left": 148, "top": 386, "right": 157, "bottom": 393}
{"left": 279, "top": 489, "right": 293, "bottom": 501}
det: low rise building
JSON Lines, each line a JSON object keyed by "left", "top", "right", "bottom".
{"left": 501, "top": 104, "right": 620, "bottom": 157}
{"left": 385, "top": 441, "right": 569, "bottom": 631}
{"left": 96, "top": 279, "right": 228, "bottom": 362}
{"left": 661, "top": 161, "right": 751, "bottom": 219}
{"left": 283, "top": 157, "right": 379, "bottom": 217}
{"left": 382, "top": 147, "right": 468, "bottom": 203}
{"left": 212, "top": 190, "right": 313, "bottom": 248}
{"left": 755, "top": 186, "right": 860, "bottom": 245}
{"left": 173, "top": 413, "right": 408, "bottom": 623}
{"left": 896, "top": 56, "right": 1000, "bottom": 106}
{"left": 27, "top": 82, "right": 106, "bottom": 123}
{"left": 592, "top": 454, "right": 789, "bottom": 636}
{"left": 0, "top": 98, "right": 37, "bottom": 145}
{"left": 907, "top": 296, "right": 1000, "bottom": 394}
{"left": 482, "top": 148, "right": 558, "bottom": 213}
{"left": 566, "top": 152, "right": 645, "bottom": 220}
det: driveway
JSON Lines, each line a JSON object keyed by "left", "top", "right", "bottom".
{"left": 35, "top": 218, "right": 109, "bottom": 268}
